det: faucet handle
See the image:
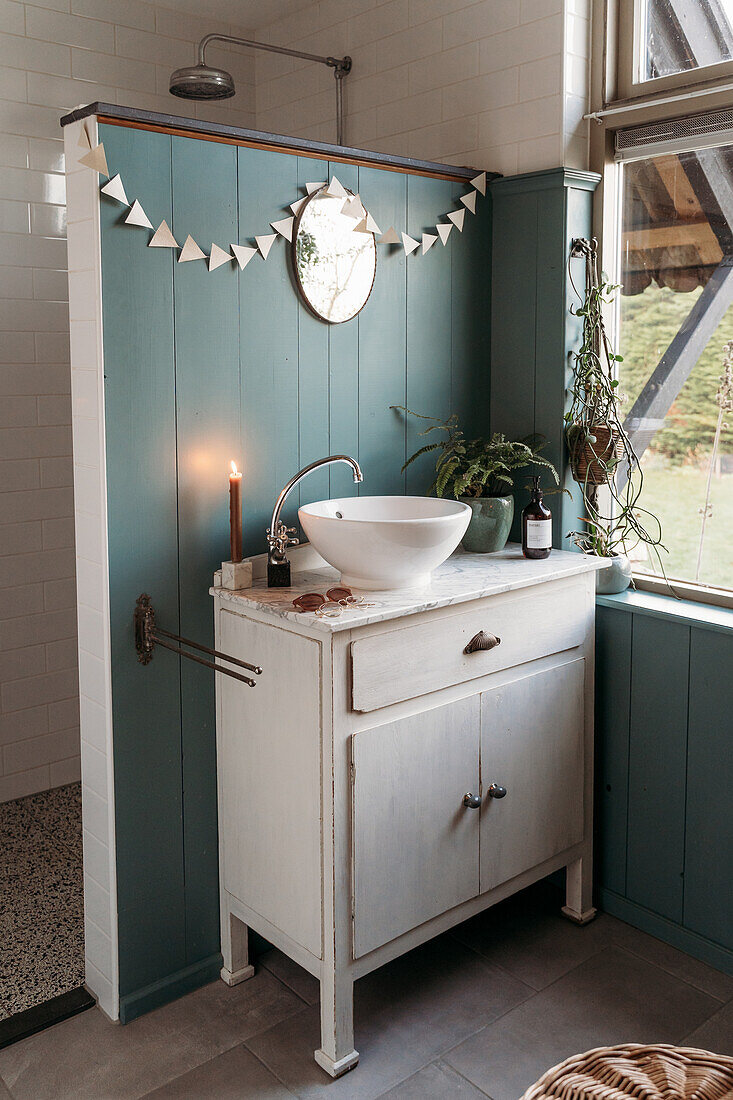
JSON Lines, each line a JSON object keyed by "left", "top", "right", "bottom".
{"left": 287, "top": 536, "right": 300, "bottom": 547}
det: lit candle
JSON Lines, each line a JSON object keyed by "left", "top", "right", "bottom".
{"left": 229, "top": 461, "right": 243, "bottom": 563}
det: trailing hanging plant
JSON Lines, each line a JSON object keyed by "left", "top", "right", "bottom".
{"left": 391, "top": 407, "right": 560, "bottom": 499}
{"left": 565, "top": 237, "right": 668, "bottom": 571}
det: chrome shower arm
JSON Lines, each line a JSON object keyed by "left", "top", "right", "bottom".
{"left": 197, "top": 33, "right": 351, "bottom": 143}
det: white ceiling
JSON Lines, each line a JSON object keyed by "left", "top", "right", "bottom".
{"left": 163, "top": 0, "right": 313, "bottom": 31}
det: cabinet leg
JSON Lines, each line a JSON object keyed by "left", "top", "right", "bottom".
{"left": 220, "top": 908, "right": 255, "bottom": 986}
{"left": 314, "top": 971, "right": 359, "bottom": 1078}
{"left": 562, "top": 855, "right": 597, "bottom": 925}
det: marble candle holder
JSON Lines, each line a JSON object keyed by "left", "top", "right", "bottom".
{"left": 221, "top": 559, "right": 253, "bottom": 591}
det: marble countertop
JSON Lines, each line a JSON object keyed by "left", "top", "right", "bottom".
{"left": 211, "top": 545, "right": 605, "bottom": 634}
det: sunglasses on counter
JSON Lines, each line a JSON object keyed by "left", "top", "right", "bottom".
{"left": 292, "top": 587, "right": 376, "bottom": 618}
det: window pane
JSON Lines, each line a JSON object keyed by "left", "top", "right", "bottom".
{"left": 640, "top": 0, "right": 733, "bottom": 81}
{"left": 619, "top": 145, "right": 733, "bottom": 591}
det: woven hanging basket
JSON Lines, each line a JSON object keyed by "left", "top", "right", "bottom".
{"left": 521, "top": 1043, "right": 733, "bottom": 1100}
{"left": 567, "top": 422, "right": 625, "bottom": 486}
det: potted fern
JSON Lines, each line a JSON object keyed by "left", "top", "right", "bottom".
{"left": 393, "top": 408, "right": 560, "bottom": 553}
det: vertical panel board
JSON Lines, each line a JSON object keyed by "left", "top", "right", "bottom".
{"left": 594, "top": 606, "right": 632, "bottom": 896}
{"left": 356, "top": 166, "right": 408, "bottom": 495}
{"left": 295, "top": 158, "right": 331, "bottom": 511}
{"left": 329, "top": 160, "right": 361, "bottom": 499}
{"left": 451, "top": 180, "right": 491, "bottom": 438}
{"left": 238, "top": 147, "right": 300, "bottom": 554}
{"left": 171, "top": 136, "right": 239, "bottom": 965}
{"left": 626, "top": 615, "right": 689, "bottom": 922}
{"left": 404, "top": 174, "right": 452, "bottom": 495}
{"left": 562, "top": 222, "right": 591, "bottom": 550}
{"left": 684, "top": 627, "right": 733, "bottom": 949}
{"left": 99, "top": 124, "right": 186, "bottom": 994}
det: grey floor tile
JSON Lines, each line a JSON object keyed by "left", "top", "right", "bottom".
{"left": 452, "top": 888, "right": 611, "bottom": 991}
{"left": 259, "top": 949, "right": 320, "bottom": 1005}
{"left": 247, "top": 935, "right": 532, "bottom": 1100}
{"left": 602, "top": 916, "right": 733, "bottom": 1004}
{"left": 0, "top": 1080, "right": 11, "bottom": 1099}
{"left": 377, "top": 1060, "right": 488, "bottom": 1098}
{"left": 444, "top": 946, "right": 722, "bottom": 1100}
{"left": 141, "top": 1044, "right": 296, "bottom": 1098}
{"left": 0, "top": 971, "right": 305, "bottom": 1100}
{"left": 682, "top": 999, "right": 733, "bottom": 1056}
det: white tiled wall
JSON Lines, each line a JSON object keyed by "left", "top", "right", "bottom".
{"left": 253, "top": 0, "right": 592, "bottom": 176}
{"left": 0, "top": 0, "right": 256, "bottom": 806}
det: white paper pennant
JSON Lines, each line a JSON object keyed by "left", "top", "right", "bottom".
{"left": 402, "top": 232, "right": 419, "bottom": 256}
{"left": 353, "top": 217, "right": 370, "bottom": 233}
{"left": 326, "top": 175, "right": 347, "bottom": 199}
{"left": 149, "top": 220, "right": 178, "bottom": 249}
{"left": 378, "top": 227, "right": 401, "bottom": 245}
{"left": 271, "top": 216, "right": 294, "bottom": 242}
{"left": 208, "top": 243, "right": 232, "bottom": 271}
{"left": 124, "top": 199, "right": 153, "bottom": 229}
{"left": 365, "top": 213, "right": 381, "bottom": 235}
{"left": 290, "top": 197, "right": 306, "bottom": 215}
{"left": 342, "top": 194, "right": 365, "bottom": 220}
{"left": 447, "top": 208, "right": 465, "bottom": 232}
{"left": 100, "top": 174, "right": 129, "bottom": 205}
{"left": 231, "top": 243, "right": 257, "bottom": 270}
{"left": 79, "top": 143, "right": 108, "bottom": 176}
{"left": 470, "top": 172, "right": 487, "bottom": 195}
{"left": 306, "top": 181, "right": 326, "bottom": 194}
{"left": 461, "top": 191, "right": 477, "bottom": 214}
{"left": 178, "top": 234, "right": 206, "bottom": 262}
{"left": 77, "top": 123, "right": 91, "bottom": 150}
{"left": 436, "top": 222, "right": 453, "bottom": 245}
{"left": 256, "top": 234, "right": 276, "bottom": 259}
{"left": 422, "top": 232, "right": 438, "bottom": 254}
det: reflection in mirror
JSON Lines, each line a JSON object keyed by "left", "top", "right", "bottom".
{"left": 293, "top": 187, "right": 377, "bottom": 323}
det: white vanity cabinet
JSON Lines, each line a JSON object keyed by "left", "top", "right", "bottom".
{"left": 212, "top": 548, "right": 602, "bottom": 1078}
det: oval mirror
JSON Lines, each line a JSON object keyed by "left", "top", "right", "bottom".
{"left": 292, "top": 186, "right": 377, "bottom": 324}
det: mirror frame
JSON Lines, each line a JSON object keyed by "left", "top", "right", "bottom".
{"left": 291, "top": 185, "right": 377, "bottom": 325}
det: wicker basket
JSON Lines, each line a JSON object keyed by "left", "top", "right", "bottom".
{"left": 521, "top": 1043, "right": 733, "bottom": 1100}
{"left": 567, "top": 422, "right": 625, "bottom": 486}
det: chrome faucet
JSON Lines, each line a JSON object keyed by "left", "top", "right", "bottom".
{"left": 266, "top": 455, "right": 363, "bottom": 587}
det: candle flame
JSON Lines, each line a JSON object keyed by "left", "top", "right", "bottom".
{"left": 230, "top": 460, "right": 240, "bottom": 477}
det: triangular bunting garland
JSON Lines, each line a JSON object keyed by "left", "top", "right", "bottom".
{"left": 124, "top": 199, "right": 153, "bottom": 229}
{"left": 436, "top": 223, "right": 453, "bottom": 245}
{"left": 353, "top": 217, "right": 370, "bottom": 233}
{"left": 100, "top": 174, "right": 129, "bottom": 205}
{"left": 231, "top": 243, "right": 257, "bottom": 270}
{"left": 342, "top": 194, "right": 365, "bottom": 220}
{"left": 306, "top": 181, "right": 325, "bottom": 194}
{"left": 149, "top": 220, "right": 178, "bottom": 249}
{"left": 470, "top": 172, "right": 487, "bottom": 195}
{"left": 447, "top": 209, "right": 465, "bottom": 232}
{"left": 326, "top": 175, "right": 347, "bottom": 199}
{"left": 290, "top": 197, "right": 306, "bottom": 216}
{"left": 208, "top": 243, "right": 232, "bottom": 271}
{"left": 366, "top": 213, "right": 381, "bottom": 235}
{"left": 378, "top": 227, "right": 401, "bottom": 244}
{"left": 77, "top": 124, "right": 91, "bottom": 150}
{"left": 79, "top": 143, "right": 108, "bottom": 176}
{"left": 461, "top": 191, "right": 477, "bottom": 214}
{"left": 402, "top": 232, "right": 420, "bottom": 256}
{"left": 422, "top": 232, "right": 438, "bottom": 254}
{"left": 256, "top": 234, "right": 276, "bottom": 259}
{"left": 271, "top": 216, "right": 294, "bottom": 242}
{"left": 178, "top": 234, "right": 206, "bottom": 262}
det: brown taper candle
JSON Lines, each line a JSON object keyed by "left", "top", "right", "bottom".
{"left": 229, "top": 461, "right": 243, "bottom": 563}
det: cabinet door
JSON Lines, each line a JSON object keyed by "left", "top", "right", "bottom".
{"left": 480, "top": 660, "right": 585, "bottom": 893}
{"left": 351, "top": 696, "right": 480, "bottom": 958}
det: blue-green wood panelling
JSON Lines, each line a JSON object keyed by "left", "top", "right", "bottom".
{"left": 594, "top": 605, "right": 631, "bottom": 897}
{"left": 99, "top": 123, "right": 491, "bottom": 1016}
{"left": 684, "top": 627, "right": 733, "bottom": 947}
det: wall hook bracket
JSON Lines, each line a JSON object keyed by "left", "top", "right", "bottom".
{"left": 134, "top": 593, "right": 262, "bottom": 687}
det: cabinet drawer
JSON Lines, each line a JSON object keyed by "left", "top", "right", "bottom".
{"left": 351, "top": 579, "right": 587, "bottom": 712}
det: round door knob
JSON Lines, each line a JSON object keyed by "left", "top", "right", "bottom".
{"left": 462, "top": 792, "right": 482, "bottom": 809}
{"left": 488, "top": 783, "right": 507, "bottom": 799}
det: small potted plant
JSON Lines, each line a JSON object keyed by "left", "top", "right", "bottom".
{"left": 393, "top": 407, "right": 560, "bottom": 554}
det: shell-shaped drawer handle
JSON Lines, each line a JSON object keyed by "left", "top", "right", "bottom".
{"left": 464, "top": 630, "right": 501, "bottom": 654}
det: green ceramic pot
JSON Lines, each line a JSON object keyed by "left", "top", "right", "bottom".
{"left": 459, "top": 495, "right": 514, "bottom": 554}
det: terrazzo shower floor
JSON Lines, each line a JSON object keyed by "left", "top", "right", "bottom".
{"left": 0, "top": 784, "right": 85, "bottom": 1020}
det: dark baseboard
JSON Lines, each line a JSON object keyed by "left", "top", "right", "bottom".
{"left": 0, "top": 986, "right": 95, "bottom": 1051}
{"left": 119, "top": 953, "right": 222, "bottom": 1024}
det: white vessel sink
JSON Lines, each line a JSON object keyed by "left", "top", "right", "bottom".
{"left": 298, "top": 495, "right": 471, "bottom": 591}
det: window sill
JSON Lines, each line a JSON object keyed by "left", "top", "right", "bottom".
{"left": 596, "top": 588, "right": 733, "bottom": 635}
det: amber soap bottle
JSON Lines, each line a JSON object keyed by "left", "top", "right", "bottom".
{"left": 522, "top": 476, "right": 552, "bottom": 559}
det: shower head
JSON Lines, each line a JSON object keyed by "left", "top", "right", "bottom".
{"left": 169, "top": 63, "right": 235, "bottom": 100}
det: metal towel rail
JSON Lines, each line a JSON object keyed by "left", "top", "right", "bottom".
{"left": 134, "top": 593, "right": 262, "bottom": 687}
